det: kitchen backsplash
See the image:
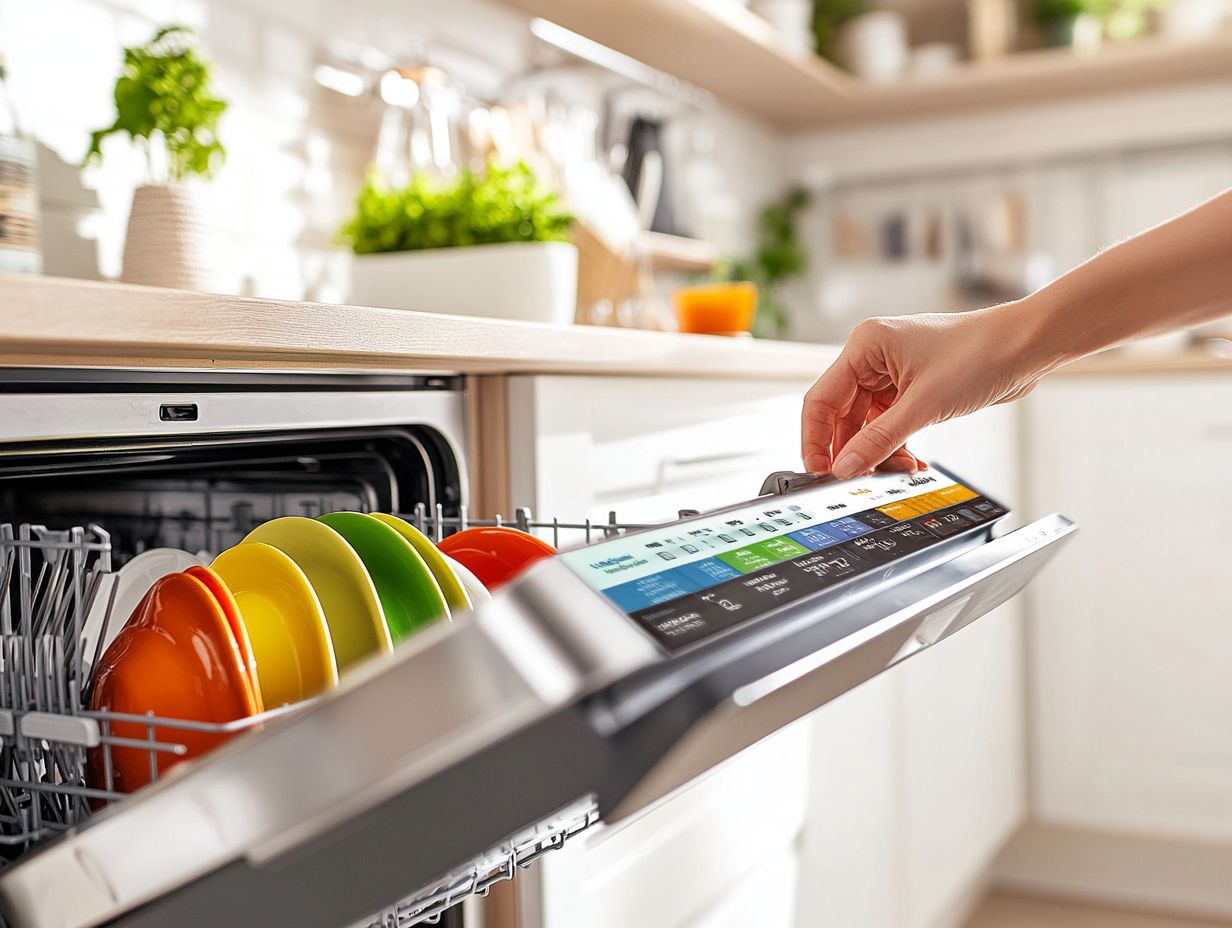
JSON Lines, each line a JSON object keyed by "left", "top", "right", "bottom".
{"left": 0, "top": 0, "right": 787, "bottom": 302}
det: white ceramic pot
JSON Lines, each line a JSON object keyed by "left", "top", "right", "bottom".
{"left": 121, "top": 184, "right": 219, "bottom": 291}
{"left": 749, "top": 0, "right": 816, "bottom": 53}
{"left": 349, "top": 241, "right": 579, "bottom": 324}
{"left": 841, "top": 11, "right": 909, "bottom": 82}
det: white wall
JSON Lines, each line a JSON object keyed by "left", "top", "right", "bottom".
{"left": 781, "top": 79, "right": 1232, "bottom": 342}
{"left": 0, "top": 0, "right": 788, "bottom": 301}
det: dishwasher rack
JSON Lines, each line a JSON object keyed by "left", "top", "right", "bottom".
{"left": 0, "top": 505, "right": 655, "bottom": 925}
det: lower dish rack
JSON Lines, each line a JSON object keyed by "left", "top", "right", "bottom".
{"left": 0, "top": 507, "right": 653, "bottom": 926}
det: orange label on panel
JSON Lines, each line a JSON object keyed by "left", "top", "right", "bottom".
{"left": 876, "top": 501, "right": 922, "bottom": 521}
{"left": 934, "top": 484, "right": 978, "bottom": 505}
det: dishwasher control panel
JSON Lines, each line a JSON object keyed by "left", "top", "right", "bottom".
{"left": 559, "top": 466, "right": 1008, "bottom": 652}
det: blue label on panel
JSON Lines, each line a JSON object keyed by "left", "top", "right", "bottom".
{"left": 684, "top": 558, "right": 743, "bottom": 585}
{"left": 787, "top": 524, "right": 848, "bottom": 550}
{"left": 602, "top": 564, "right": 706, "bottom": 612}
{"left": 828, "top": 516, "right": 873, "bottom": 539}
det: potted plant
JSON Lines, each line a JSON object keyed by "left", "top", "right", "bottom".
{"left": 813, "top": 0, "right": 871, "bottom": 62}
{"left": 341, "top": 161, "right": 577, "bottom": 324}
{"left": 1033, "top": 0, "right": 1109, "bottom": 45}
{"left": 86, "top": 25, "right": 227, "bottom": 290}
{"left": 710, "top": 187, "right": 811, "bottom": 339}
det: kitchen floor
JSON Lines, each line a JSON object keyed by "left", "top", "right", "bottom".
{"left": 964, "top": 893, "right": 1232, "bottom": 927}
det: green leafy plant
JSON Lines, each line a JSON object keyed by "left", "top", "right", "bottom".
{"left": 1033, "top": 0, "right": 1099, "bottom": 22}
{"left": 340, "top": 161, "right": 574, "bottom": 255}
{"left": 713, "top": 187, "right": 811, "bottom": 338}
{"left": 1033, "top": 0, "right": 1162, "bottom": 41}
{"left": 86, "top": 25, "right": 227, "bottom": 181}
{"left": 813, "top": 0, "right": 869, "bottom": 62}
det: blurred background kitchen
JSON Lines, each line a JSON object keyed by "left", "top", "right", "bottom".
{"left": 3, "top": 0, "right": 1231, "bottom": 926}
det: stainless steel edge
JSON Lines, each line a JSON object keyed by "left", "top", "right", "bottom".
{"left": 0, "top": 563, "right": 661, "bottom": 928}
{"left": 0, "top": 390, "right": 468, "bottom": 452}
{"left": 605, "top": 514, "right": 1076, "bottom": 821}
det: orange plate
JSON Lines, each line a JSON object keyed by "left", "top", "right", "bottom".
{"left": 88, "top": 572, "right": 258, "bottom": 795}
{"left": 184, "top": 565, "right": 264, "bottom": 713}
{"left": 437, "top": 527, "right": 555, "bottom": 591}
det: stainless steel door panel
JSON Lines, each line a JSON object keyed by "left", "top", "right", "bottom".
{"left": 606, "top": 514, "right": 1075, "bottom": 820}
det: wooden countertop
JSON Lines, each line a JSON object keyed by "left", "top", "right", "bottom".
{"left": 0, "top": 275, "right": 833, "bottom": 380}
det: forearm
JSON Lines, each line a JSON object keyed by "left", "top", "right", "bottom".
{"left": 1014, "top": 188, "right": 1232, "bottom": 370}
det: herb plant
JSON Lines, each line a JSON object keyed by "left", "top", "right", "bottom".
{"left": 341, "top": 161, "right": 574, "bottom": 255}
{"left": 86, "top": 25, "right": 227, "bottom": 181}
{"left": 713, "top": 187, "right": 811, "bottom": 338}
{"left": 813, "top": 0, "right": 870, "bottom": 62}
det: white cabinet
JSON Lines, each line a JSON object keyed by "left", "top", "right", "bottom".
{"left": 796, "top": 403, "right": 1026, "bottom": 928}
{"left": 506, "top": 374, "right": 813, "bottom": 928}
{"left": 1025, "top": 375, "right": 1232, "bottom": 843}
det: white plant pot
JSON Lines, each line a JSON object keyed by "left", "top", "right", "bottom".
{"left": 841, "top": 11, "right": 909, "bottom": 82}
{"left": 349, "top": 241, "right": 579, "bottom": 325}
{"left": 749, "top": 0, "right": 816, "bottom": 53}
{"left": 121, "top": 184, "right": 219, "bottom": 291}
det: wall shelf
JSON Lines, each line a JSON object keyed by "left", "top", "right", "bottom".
{"left": 639, "top": 232, "right": 717, "bottom": 273}
{"left": 496, "top": 0, "right": 1232, "bottom": 129}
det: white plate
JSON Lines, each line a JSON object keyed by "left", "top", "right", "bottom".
{"left": 440, "top": 553, "right": 492, "bottom": 607}
{"left": 81, "top": 548, "right": 207, "bottom": 669}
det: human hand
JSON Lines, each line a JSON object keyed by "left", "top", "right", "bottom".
{"left": 801, "top": 302, "right": 1050, "bottom": 478}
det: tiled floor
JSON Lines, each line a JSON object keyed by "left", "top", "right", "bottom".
{"left": 963, "top": 893, "right": 1232, "bottom": 928}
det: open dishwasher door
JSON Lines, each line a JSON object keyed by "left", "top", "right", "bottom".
{"left": 0, "top": 465, "right": 1075, "bottom": 928}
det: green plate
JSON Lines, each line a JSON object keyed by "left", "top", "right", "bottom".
{"left": 316, "top": 512, "right": 450, "bottom": 643}
{"left": 368, "top": 513, "right": 472, "bottom": 614}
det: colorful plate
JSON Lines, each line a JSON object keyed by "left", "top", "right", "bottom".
{"left": 211, "top": 543, "right": 338, "bottom": 708}
{"left": 368, "top": 513, "right": 472, "bottom": 613}
{"left": 316, "top": 513, "right": 449, "bottom": 643}
{"left": 184, "top": 565, "right": 264, "bottom": 714}
{"left": 243, "top": 517, "right": 391, "bottom": 672}
{"left": 437, "top": 526, "right": 556, "bottom": 591}
{"left": 82, "top": 548, "right": 205, "bottom": 669}
{"left": 441, "top": 553, "right": 492, "bottom": 607}
{"left": 88, "top": 572, "right": 257, "bottom": 794}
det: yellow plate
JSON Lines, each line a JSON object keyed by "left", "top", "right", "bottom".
{"left": 243, "top": 518, "right": 392, "bottom": 672}
{"left": 211, "top": 543, "right": 339, "bottom": 707}
{"left": 369, "top": 513, "right": 472, "bottom": 614}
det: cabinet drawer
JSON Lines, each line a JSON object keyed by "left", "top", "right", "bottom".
{"left": 509, "top": 376, "right": 811, "bottom": 521}
{"left": 537, "top": 726, "right": 810, "bottom": 928}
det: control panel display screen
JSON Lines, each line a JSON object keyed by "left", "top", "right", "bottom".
{"left": 559, "top": 467, "right": 1007, "bottom": 652}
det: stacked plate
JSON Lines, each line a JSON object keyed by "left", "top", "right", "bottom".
{"left": 86, "top": 515, "right": 555, "bottom": 793}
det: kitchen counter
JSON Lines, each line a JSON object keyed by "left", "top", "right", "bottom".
{"left": 0, "top": 274, "right": 835, "bottom": 379}
{"left": 1059, "top": 348, "right": 1232, "bottom": 375}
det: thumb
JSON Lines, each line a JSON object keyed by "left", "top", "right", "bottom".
{"left": 831, "top": 399, "right": 931, "bottom": 479}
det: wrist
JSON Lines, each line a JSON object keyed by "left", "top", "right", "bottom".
{"left": 997, "top": 292, "right": 1082, "bottom": 375}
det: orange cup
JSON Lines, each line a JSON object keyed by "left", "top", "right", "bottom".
{"left": 673, "top": 282, "right": 758, "bottom": 335}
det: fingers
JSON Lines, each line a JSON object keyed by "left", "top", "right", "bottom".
{"left": 801, "top": 356, "right": 859, "bottom": 474}
{"left": 831, "top": 400, "right": 931, "bottom": 478}
{"left": 877, "top": 446, "right": 920, "bottom": 474}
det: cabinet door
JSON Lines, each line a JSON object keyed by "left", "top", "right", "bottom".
{"left": 1026, "top": 376, "right": 1232, "bottom": 841}
{"left": 794, "top": 404, "right": 1026, "bottom": 928}
{"left": 506, "top": 374, "right": 813, "bottom": 928}
{"left": 901, "top": 405, "right": 1027, "bottom": 928}
{"left": 505, "top": 375, "right": 809, "bottom": 523}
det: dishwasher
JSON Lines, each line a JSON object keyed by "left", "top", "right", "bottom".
{"left": 0, "top": 368, "right": 1076, "bottom": 928}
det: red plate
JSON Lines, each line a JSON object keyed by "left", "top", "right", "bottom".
{"left": 437, "top": 527, "right": 555, "bottom": 591}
